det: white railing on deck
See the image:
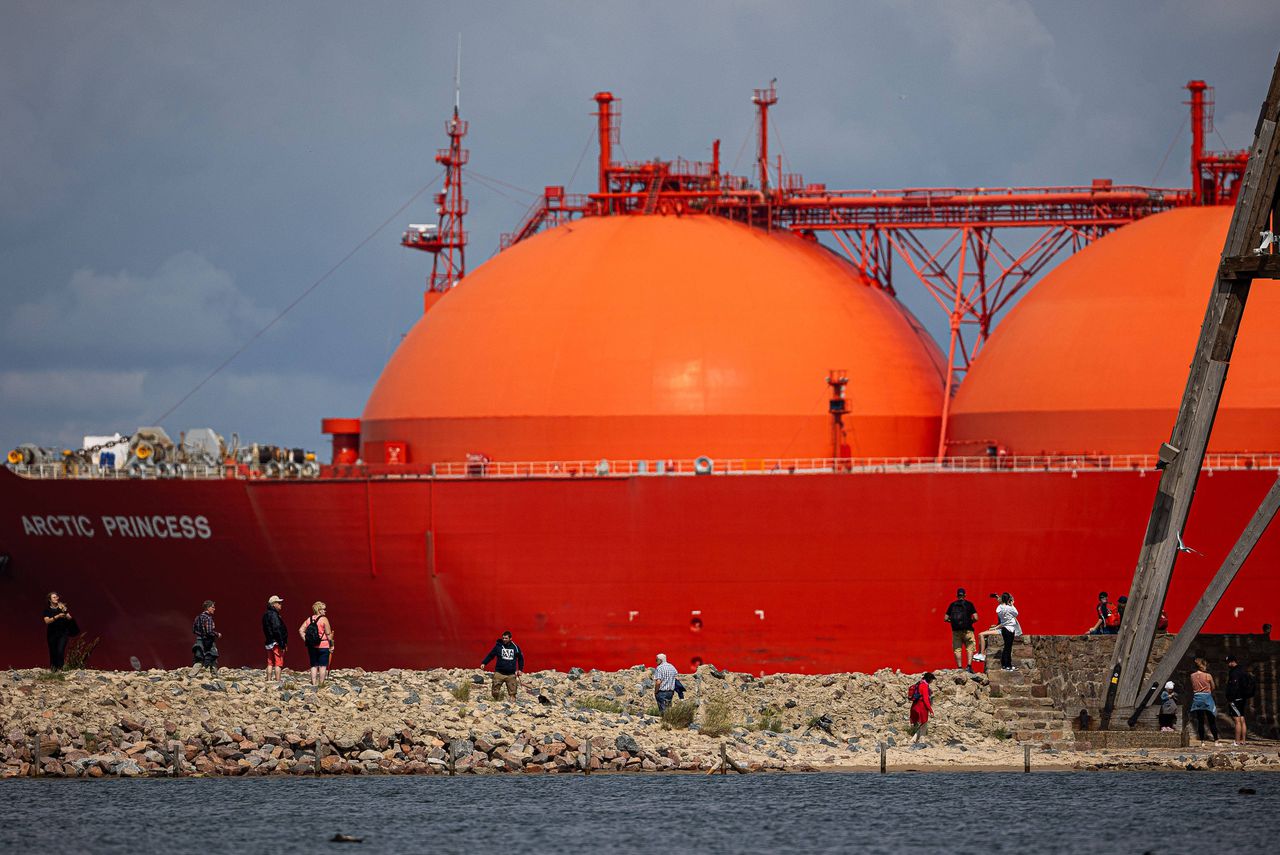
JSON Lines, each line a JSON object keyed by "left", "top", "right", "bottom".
{"left": 8, "top": 452, "right": 1280, "bottom": 482}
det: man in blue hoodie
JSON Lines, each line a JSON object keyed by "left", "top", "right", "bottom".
{"left": 481, "top": 631, "right": 524, "bottom": 700}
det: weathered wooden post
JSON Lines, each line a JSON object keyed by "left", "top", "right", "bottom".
{"left": 314, "top": 741, "right": 323, "bottom": 776}
{"left": 1024, "top": 744, "right": 1031, "bottom": 773}
{"left": 30, "top": 734, "right": 40, "bottom": 777}
{"left": 583, "top": 737, "right": 592, "bottom": 776}
{"left": 879, "top": 741, "right": 887, "bottom": 774}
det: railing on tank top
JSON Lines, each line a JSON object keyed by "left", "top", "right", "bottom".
{"left": 8, "top": 452, "right": 1280, "bottom": 481}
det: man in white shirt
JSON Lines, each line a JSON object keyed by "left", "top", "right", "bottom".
{"left": 653, "top": 653, "right": 679, "bottom": 712}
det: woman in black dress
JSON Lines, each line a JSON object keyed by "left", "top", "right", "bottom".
{"left": 42, "top": 592, "right": 76, "bottom": 670}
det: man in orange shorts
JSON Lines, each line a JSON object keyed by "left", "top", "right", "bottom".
{"left": 261, "top": 595, "right": 288, "bottom": 681}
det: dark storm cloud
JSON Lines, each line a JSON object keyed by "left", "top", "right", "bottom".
{"left": 1, "top": 0, "right": 1277, "bottom": 452}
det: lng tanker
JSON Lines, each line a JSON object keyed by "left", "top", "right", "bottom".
{"left": 1, "top": 86, "right": 1277, "bottom": 675}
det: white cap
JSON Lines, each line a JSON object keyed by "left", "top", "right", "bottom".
{"left": 656, "top": 653, "right": 667, "bottom": 663}
{"left": 1164, "top": 681, "right": 1174, "bottom": 690}
{"left": 268, "top": 595, "right": 284, "bottom": 604}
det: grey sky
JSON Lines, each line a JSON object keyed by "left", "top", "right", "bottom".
{"left": 2, "top": 1, "right": 1277, "bottom": 454}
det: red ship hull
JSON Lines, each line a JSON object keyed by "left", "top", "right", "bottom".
{"left": 1, "top": 465, "right": 1276, "bottom": 675}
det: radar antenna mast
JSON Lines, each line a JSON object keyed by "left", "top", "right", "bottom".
{"left": 402, "top": 35, "right": 470, "bottom": 314}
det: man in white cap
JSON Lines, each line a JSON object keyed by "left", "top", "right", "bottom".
{"left": 653, "top": 653, "right": 679, "bottom": 712}
{"left": 262, "top": 595, "right": 288, "bottom": 681}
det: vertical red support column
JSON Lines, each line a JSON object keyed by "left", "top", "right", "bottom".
{"left": 1187, "top": 80, "right": 1207, "bottom": 205}
{"left": 594, "top": 92, "right": 616, "bottom": 214}
{"left": 752, "top": 82, "right": 778, "bottom": 194}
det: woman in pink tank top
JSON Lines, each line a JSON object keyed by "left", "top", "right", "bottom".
{"left": 1188, "top": 658, "right": 1219, "bottom": 743}
{"left": 299, "top": 601, "right": 335, "bottom": 686}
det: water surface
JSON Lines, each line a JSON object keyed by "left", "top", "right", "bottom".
{"left": 1, "top": 771, "right": 1274, "bottom": 853}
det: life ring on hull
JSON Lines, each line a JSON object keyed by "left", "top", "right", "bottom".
{"left": 264, "top": 462, "right": 282, "bottom": 478}
{"left": 285, "top": 462, "right": 301, "bottom": 478}
{"left": 301, "top": 461, "right": 321, "bottom": 478}
{"left": 693, "top": 456, "right": 714, "bottom": 475}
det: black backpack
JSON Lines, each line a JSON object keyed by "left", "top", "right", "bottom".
{"left": 304, "top": 617, "right": 321, "bottom": 647}
{"left": 1239, "top": 671, "right": 1257, "bottom": 699}
{"left": 947, "top": 601, "right": 971, "bottom": 627}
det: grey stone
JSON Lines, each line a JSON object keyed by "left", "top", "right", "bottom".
{"left": 615, "top": 734, "right": 641, "bottom": 754}
{"left": 447, "top": 739, "right": 473, "bottom": 760}
{"left": 471, "top": 674, "right": 485, "bottom": 685}
{"left": 357, "top": 749, "right": 383, "bottom": 761}
{"left": 568, "top": 668, "right": 584, "bottom": 680}
{"left": 403, "top": 693, "right": 420, "bottom": 705}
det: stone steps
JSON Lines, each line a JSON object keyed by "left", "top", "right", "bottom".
{"left": 985, "top": 645, "right": 1078, "bottom": 749}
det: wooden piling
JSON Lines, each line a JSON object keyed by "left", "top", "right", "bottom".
{"left": 1024, "top": 744, "right": 1031, "bottom": 773}
{"left": 583, "top": 737, "right": 591, "bottom": 776}
{"left": 879, "top": 742, "right": 887, "bottom": 774}
{"left": 31, "top": 735, "right": 40, "bottom": 777}
{"left": 314, "top": 741, "right": 323, "bottom": 776}
{"left": 172, "top": 741, "right": 184, "bottom": 777}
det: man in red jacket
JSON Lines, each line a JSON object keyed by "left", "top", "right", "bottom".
{"left": 910, "top": 672, "right": 936, "bottom": 743}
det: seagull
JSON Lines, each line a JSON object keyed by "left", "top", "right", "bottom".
{"left": 1175, "top": 531, "right": 1202, "bottom": 556}
{"left": 1254, "top": 230, "right": 1276, "bottom": 255}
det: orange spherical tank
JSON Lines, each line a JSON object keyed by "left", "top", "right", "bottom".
{"left": 948, "top": 206, "right": 1280, "bottom": 456}
{"left": 362, "top": 214, "right": 945, "bottom": 464}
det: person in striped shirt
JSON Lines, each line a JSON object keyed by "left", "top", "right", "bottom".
{"left": 653, "top": 653, "right": 679, "bottom": 712}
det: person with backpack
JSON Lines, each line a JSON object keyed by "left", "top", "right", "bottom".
{"left": 994, "top": 592, "right": 1022, "bottom": 671}
{"left": 909, "top": 672, "right": 936, "bottom": 743}
{"left": 1157, "top": 681, "right": 1179, "bottom": 732}
{"left": 298, "top": 601, "right": 334, "bottom": 686}
{"left": 1225, "top": 654, "right": 1255, "bottom": 745}
{"left": 1086, "top": 591, "right": 1121, "bottom": 635}
{"left": 1188, "top": 657, "right": 1220, "bottom": 744}
{"left": 943, "top": 588, "right": 981, "bottom": 672}
{"left": 189, "top": 600, "right": 221, "bottom": 676}
{"left": 480, "top": 630, "right": 525, "bottom": 700}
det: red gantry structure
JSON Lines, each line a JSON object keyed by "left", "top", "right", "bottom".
{"left": 502, "top": 81, "right": 1248, "bottom": 457}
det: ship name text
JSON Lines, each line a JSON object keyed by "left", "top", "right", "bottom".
{"left": 20, "top": 514, "right": 212, "bottom": 540}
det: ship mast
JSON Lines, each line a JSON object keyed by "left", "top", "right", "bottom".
{"left": 402, "top": 37, "right": 469, "bottom": 314}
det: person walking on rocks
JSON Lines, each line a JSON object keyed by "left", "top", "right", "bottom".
{"left": 1189, "top": 657, "right": 1220, "bottom": 744}
{"left": 261, "top": 595, "right": 288, "bottom": 682}
{"left": 299, "top": 601, "right": 334, "bottom": 686}
{"left": 909, "top": 672, "right": 936, "bottom": 743}
{"left": 481, "top": 630, "right": 524, "bottom": 700}
{"left": 944, "top": 588, "right": 981, "bottom": 671}
{"left": 1225, "top": 654, "right": 1254, "bottom": 745}
{"left": 42, "top": 592, "right": 77, "bottom": 670}
{"left": 190, "top": 600, "right": 221, "bottom": 676}
{"left": 653, "top": 653, "right": 679, "bottom": 712}
{"left": 994, "top": 592, "right": 1022, "bottom": 671}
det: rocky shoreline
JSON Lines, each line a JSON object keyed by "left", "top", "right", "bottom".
{"left": 3, "top": 665, "right": 1277, "bottom": 778}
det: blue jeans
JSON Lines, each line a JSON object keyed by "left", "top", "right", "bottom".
{"left": 655, "top": 689, "right": 675, "bottom": 712}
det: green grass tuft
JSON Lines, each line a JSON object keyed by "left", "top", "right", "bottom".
{"left": 450, "top": 682, "right": 471, "bottom": 702}
{"left": 700, "top": 696, "right": 734, "bottom": 737}
{"left": 661, "top": 700, "right": 696, "bottom": 730}
{"left": 576, "top": 695, "right": 623, "bottom": 713}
